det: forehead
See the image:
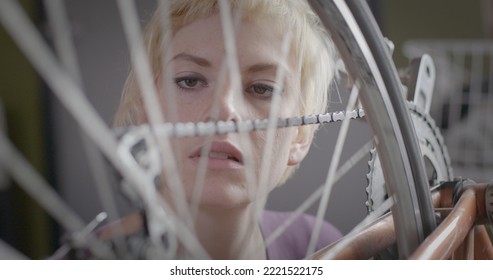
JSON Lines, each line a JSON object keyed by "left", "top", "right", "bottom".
{"left": 170, "top": 14, "right": 290, "bottom": 69}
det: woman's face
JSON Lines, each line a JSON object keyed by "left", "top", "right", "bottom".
{"left": 157, "top": 13, "right": 310, "bottom": 209}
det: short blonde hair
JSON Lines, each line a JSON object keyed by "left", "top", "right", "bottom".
{"left": 114, "top": 0, "right": 336, "bottom": 184}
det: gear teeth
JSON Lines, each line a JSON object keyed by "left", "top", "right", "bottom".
{"left": 365, "top": 102, "right": 454, "bottom": 217}
{"left": 366, "top": 147, "right": 378, "bottom": 213}
{"left": 407, "top": 101, "right": 454, "bottom": 181}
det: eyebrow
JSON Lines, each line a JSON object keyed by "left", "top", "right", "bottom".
{"left": 171, "top": 53, "right": 291, "bottom": 78}
{"left": 246, "top": 62, "right": 292, "bottom": 81}
{"left": 246, "top": 63, "right": 277, "bottom": 73}
{"left": 171, "top": 53, "right": 212, "bottom": 67}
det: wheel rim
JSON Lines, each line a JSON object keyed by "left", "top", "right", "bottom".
{"left": 308, "top": 0, "right": 436, "bottom": 258}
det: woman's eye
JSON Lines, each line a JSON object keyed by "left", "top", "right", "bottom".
{"left": 247, "top": 84, "right": 275, "bottom": 97}
{"left": 175, "top": 76, "right": 206, "bottom": 90}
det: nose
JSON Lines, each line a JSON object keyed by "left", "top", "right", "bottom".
{"left": 208, "top": 81, "right": 242, "bottom": 123}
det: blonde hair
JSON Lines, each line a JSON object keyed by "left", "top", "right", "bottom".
{"left": 114, "top": 0, "right": 336, "bottom": 184}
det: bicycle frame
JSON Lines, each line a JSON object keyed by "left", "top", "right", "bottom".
{"left": 309, "top": 180, "right": 493, "bottom": 260}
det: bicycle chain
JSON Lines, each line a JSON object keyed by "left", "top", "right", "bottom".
{"left": 143, "top": 108, "right": 366, "bottom": 138}
{"left": 115, "top": 108, "right": 365, "bottom": 191}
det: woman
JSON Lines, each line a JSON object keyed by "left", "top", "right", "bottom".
{"left": 108, "top": 0, "right": 341, "bottom": 259}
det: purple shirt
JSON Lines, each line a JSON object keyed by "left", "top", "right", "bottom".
{"left": 261, "top": 210, "right": 342, "bottom": 260}
{"left": 51, "top": 210, "right": 342, "bottom": 260}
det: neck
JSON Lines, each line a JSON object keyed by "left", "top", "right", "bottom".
{"left": 192, "top": 204, "right": 266, "bottom": 259}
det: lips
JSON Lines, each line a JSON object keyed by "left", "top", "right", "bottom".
{"left": 207, "top": 151, "right": 240, "bottom": 162}
{"left": 189, "top": 141, "right": 244, "bottom": 169}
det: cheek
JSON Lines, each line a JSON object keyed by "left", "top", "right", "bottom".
{"left": 247, "top": 128, "right": 295, "bottom": 185}
{"left": 274, "top": 128, "right": 296, "bottom": 163}
{"left": 157, "top": 92, "right": 209, "bottom": 123}
{"left": 156, "top": 78, "right": 208, "bottom": 123}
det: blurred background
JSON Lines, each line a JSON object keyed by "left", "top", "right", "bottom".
{"left": 0, "top": 0, "right": 491, "bottom": 259}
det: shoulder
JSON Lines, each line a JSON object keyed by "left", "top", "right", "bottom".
{"left": 261, "top": 210, "right": 342, "bottom": 260}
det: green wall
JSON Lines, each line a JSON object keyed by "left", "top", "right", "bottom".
{"left": 381, "top": 0, "right": 485, "bottom": 67}
{"left": 0, "top": 0, "right": 53, "bottom": 259}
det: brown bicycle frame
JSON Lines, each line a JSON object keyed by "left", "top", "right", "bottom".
{"left": 309, "top": 182, "right": 493, "bottom": 260}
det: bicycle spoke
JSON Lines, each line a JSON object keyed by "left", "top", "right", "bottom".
{"left": 0, "top": 133, "right": 84, "bottom": 232}
{"left": 257, "top": 32, "right": 293, "bottom": 200}
{"left": 216, "top": 0, "right": 268, "bottom": 258}
{"left": 0, "top": 132, "right": 116, "bottom": 259}
{"left": 0, "top": 0, "right": 129, "bottom": 190}
{"left": 306, "top": 81, "right": 360, "bottom": 256}
{"left": 116, "top": 0, "right": 194, "bottom": 235}
{"left": 216, "top": 0, "right": 258, "bottom": 202}
{"left": 0, "top": 240, "right": 28, "bottom": 260}
{"left": 318, "top": 195, "right": 395, "bottom": 260}
{"left": 266, "top": 139, "right": 373, "bottom": 247}
{"left": 188, "top": 4, "right": 249, "bottom": 220}
{"left": 189, "top": 63, "right": 232, "bottom": 219}
{"left": 44, "top": 1, "right": 128, "bottom": 255}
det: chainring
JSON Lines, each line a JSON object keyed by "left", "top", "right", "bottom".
{"left": 366, "top": 102, "right": 453, "bottom": 212}
{"left": 365, "top": 102, "right": 453, "bottom": 258}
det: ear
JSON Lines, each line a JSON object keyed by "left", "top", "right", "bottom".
{"left": 287, "top": 128, "right": 313, "bottom": 166}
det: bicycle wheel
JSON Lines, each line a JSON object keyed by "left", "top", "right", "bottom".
{"left": 308, "top": 0, "right": 436, "bottom": 258}
{"left": 0, "top": 0, "right": 435, "bottom": 259}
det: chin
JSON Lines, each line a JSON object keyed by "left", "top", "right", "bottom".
{"left": 192, "top": 181, "right": 254, "bottom": 210}
{"left": 161, "top": 172, "right": 261, "bottom": 211}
